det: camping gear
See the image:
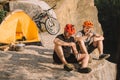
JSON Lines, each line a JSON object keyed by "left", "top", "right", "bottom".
{"left": 15, "top": 43, "right": 25, "bottom": 51}
{"left": 0, "top": 42, "right": 25, "bottom": 51}
{"left": 0, "top": 10, "right": 41, "bottom": 45}
{"left": 0, "top": 45, "right": 9, "bottom": 51}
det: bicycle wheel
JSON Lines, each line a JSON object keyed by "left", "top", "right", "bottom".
{"left": 45, "top": 17, "right": 60, "bottom": 35}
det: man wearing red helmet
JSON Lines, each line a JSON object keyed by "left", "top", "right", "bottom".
{"left": 75, "top": 21, "right": 110, "bottom": 60}
{"left": 53, "top": 24, "right": 91, "bottom": 73}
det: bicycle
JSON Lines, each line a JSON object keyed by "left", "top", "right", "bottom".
{"left": 32, "top": 5, "right": 60, "bottom": 35}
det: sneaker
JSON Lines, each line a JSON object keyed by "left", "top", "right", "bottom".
{"left": 64, "top": 64, "right": 74, "bottom": 71}
{"left": 78, "top": 67, "right": 92, "bottom": 73}
{"left": 99, "top": 54, "right": 110, "bottom": 60}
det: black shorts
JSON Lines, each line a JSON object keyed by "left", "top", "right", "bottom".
{"left": 87, "top": 43, "right": 97, "bottom": 53}
{"left": 76, "top": 42, "right": 97, "bottom": 54}
{"left": 53, "top": 52, "right": 78, "bottom": 64}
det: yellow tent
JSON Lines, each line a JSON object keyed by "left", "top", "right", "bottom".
{"left": 0, "top": 10, "right": 42, "bottom": 45}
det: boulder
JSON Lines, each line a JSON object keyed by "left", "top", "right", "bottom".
{"left": 9, "top": 0, "right": 57, "bottom": 19}
{"left": 54, "top": 0, "right": 103, "bottom": 34}
{"left": 9, "top": 0, "right": 42, "bottom": 18}
{"left": 0, "top": 46, "right": 116, "bottom": 80}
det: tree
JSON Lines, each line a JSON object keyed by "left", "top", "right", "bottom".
{"left": 94, "top": 0, "right": 120, "bottom": 63}
{"left": 0, "top": 10, "right": 7, "bottom": 23}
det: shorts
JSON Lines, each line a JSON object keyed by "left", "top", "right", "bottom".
{"left": 87, "top": 43, "right": 97, "bottom": 53}
{"left": 53, "top": 52, "right": 78, "bottom": 64}
{"left": 76, "top": 42, "right": 97, "bottom": 54}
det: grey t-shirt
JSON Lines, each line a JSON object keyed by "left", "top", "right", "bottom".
{"left": 76, "top": 30, "right": 96, "bottom": 46}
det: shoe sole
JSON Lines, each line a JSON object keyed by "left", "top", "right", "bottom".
{"left": 64, "top": 64, "right": 74, "bottom": 71}
{"left": 99, "top": 55, "right": 110, "bottom": 60}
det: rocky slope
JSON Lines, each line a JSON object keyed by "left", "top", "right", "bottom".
{"left": 0, "top": 32, "right": 117, "bottom": 80}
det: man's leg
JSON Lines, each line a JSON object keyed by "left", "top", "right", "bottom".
{"left": 93, "top": 37, "right": 110, "bottom": 59}
{"left": 97, "top": 40, "right": 110, "bottom": 59}
{"left": 54, "top": 44, "right": 67, "bottom": 64}
{"left": 77, "top": 38, "right": 89, "bottom": 54}
{"left": 54, "top": 44, "right": 74, "bottom": 71}
{"left": 77, "top": 53, "right": 92, "bottom": 73}
{"left": 92, "top": 36, "right": 103, "bottom": 54}
{"left": 97, "top": 40, "right": 103, "bottom": 54}
{"left": 78, "top": 54, "right": 89, "bottom": 68}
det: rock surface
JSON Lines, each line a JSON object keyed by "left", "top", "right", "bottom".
{"left": 0, "top": 32, "right": 116, "bottom": 80}
{"left": 0, "top": 45, "right": 116, "bottom": 80}
{"left": 54, "top": 0, "right": 103, "bottom": 34}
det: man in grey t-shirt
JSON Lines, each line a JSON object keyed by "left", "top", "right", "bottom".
{"left": 75, "top": 21, "right": 110, "bottom": 60}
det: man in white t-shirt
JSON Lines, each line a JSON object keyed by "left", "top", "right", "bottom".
{"left": 75, "top": 21, "right": 110, "bottom": 60}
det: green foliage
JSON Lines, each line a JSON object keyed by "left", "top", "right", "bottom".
{"left": 0, "top": 10, "right": 7, "bottom": 24}
{"left": 94, "top": 0, "right": 120, "bottom": 62}
{"left": 94, "top": 0, "right": 120, "bottom": 38}
{"left": 95, "top": 0, "right": 120, "bottom": 22}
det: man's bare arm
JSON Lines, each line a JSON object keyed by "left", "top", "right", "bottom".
{"left": 54, "top": 38, "right": 79, "bottom": 55}
{"left": 54, "top": 38, "right": 70, "bottom": 46}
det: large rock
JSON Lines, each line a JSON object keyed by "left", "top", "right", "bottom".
{"left": 9, "top": 0, "right": 57, "bottom": 19}
{"left": 9, "top": 0, "right": 42, "bottom": 18}
{"left": 0, "top": 46, "right": 116, "bottom": 80}
{"left": 54, "top": 0, "right": 103, "bottom": 34}
{"left": 8, "top": 0, "right": 102, "bottom": 34}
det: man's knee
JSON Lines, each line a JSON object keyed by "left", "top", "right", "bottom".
{"left": 93, "top": 35, "right": 104, "bottom": 41}
{"left": 80, "top": 53, "right": 89, "bottom": 59}
{"left": 77, "top": 37, "right": 84, "bottom": 42}
{"left": 85, "top": 53, "right": 89, "bottom": 58}
{"left": 77, "top": 38, "right": 85, "bottom": 45}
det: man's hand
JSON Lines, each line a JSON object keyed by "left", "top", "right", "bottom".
{"left": 85, "top": 30, "right": 94, "bottom": 37}
{"left": 88, "top": 32, "right": 94, "bottom": 37}
{"left": 69, "top": 42, "right": 79, "bottom": 55}
{"left": 93, "top": 36, "right": 104, "bottom": 41}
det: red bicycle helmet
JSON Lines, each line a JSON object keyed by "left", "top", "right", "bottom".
{"left": 64, "top": 24, "right": 76, "bottom": 35}
{"left": 83, "top": 21, "right": 93, "bottom": 28}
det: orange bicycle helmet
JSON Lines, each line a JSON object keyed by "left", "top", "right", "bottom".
{"left": 64, "top": 24, "right": 76, "bottom": 35}
{"left": 83, "top": 21, "right": 93, "bottom": 28}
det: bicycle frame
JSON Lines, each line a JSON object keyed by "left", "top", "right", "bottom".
{"left": 33, "top": 4, "right": 56, "bottom": 21}
{"left": 33, "top": 4, "right": 60, "bottom": 35}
